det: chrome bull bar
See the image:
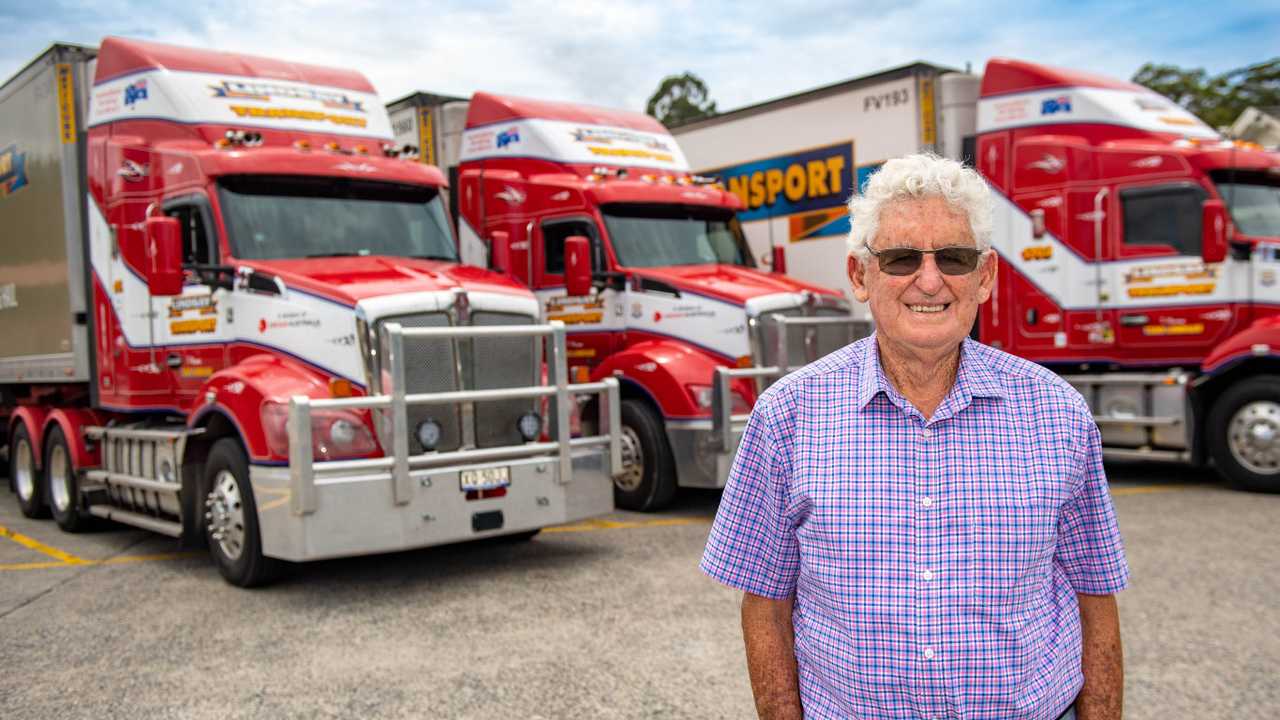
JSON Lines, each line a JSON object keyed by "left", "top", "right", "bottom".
{"left": 287, "top": 320, "right": 623, "bottom": 515}
{"left": 712, "top": 315, "right": 869, "bottom": 453}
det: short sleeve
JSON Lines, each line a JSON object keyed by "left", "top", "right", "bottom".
{"left": 699, "top": 384, "right": 801, "bottom": 599}
{"left": 1054, "top": 408, "right": 1130, "bottom": 595}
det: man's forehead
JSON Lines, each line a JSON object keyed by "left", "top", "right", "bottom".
{"left": 878, "top": 197, "right": 973, "bottom": 245}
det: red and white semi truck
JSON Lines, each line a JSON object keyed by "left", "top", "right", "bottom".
{"left": 0, "top": 38, "right": 620, "bottom": 586}
{"left": 388, "top": 92, "right": 866, "bottom": 510}
{"left": 676, "top": 59, "right": 1280, "bottom": 493}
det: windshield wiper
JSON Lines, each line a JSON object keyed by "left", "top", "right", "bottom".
{"left": 410, "top": 254, "right": 459, "bottom": 262}
{"left": 305, "top": 252, "right": 363, "bottom": 258}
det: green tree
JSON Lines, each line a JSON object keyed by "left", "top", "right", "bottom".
{"left": 645, "top": 72, "right": 718, "bottom": 128}
{"left": 1132, "top": 58, "right": 1280, "bottom": 129}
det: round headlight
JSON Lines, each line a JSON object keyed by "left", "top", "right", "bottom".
{"left": 158, "top": 458, "right": 175, "bottom": 484}
{"left": 517, "top": 412, "right": 542, "bottom": 441}
{"left": 329, "top": 419, "right": 357, "bottom": 445}
{"left": 416, "top": 419, "right": 442, "bottom": 451}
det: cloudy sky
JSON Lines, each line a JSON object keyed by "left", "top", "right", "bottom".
{"left": 2, "top": 1, "right": 1276, "bottom": 114}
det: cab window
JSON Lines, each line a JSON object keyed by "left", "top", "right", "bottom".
{"left": 543, "top": 219, "right": 601, "bottom": 275}
{"left": 1120, "top": 184, "right": 1207, "bottom": 256}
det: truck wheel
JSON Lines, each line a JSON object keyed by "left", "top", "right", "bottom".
{"left": 203, "top": 438, "right": 279, "bottom": 587}
{"left": 45, "top": 426, "right": 90, "bottom": 532}
{"left": 614, "top": 399, "right": 676, "bottom": 512}
{"left": 11, "top": 423, "right": 48, "bottom": 518}
{"left": 1209, "top": 377, "right": 1280, "bottom": 493}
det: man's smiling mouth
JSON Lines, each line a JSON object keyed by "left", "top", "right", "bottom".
{"left": 908, "top": 303, "right": 950, "bottom": 314}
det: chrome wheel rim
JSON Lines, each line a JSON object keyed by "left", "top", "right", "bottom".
{"left": 206, "top": 470, "right": 246, "bottom": 561}
{"left": 14, "top": 437, "right": 35, "bottom": 503}
{"left": 615, "top": 426, "right": 644, "bottom": 492}
{"left": 48, "top": 443, "right": 71, "bottom": 512}
{"left": 1228, "top": 400, "right": 1280, "bottom": 475}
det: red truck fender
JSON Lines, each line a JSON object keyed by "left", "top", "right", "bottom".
{"left": 9, "top": 406, "right": 51, "bottom": 469}
{"left": 592, "top": 339, "right": 733, "bottom": 420}
{"left": 1202, "top": 315, "right": 1280, "bottom": 375}
{"left": 43, "top": 408, "right": 109, "bottom": 470}
{"left": 189, "top": 354, "right": 340, "bottom": 462}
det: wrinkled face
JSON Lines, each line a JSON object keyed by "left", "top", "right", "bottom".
{"left": 847, "top": 196, "right": 997, "bottom": 356}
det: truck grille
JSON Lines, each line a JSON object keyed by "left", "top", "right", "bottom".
{"left": 754, "top": 307, "right": 862, "bottom": 372}
{"left": 373, "top": 310, "right": 538, "bottom": 454}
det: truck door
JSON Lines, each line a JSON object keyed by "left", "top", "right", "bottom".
{"left": 160, "top": 195, "right": 229, "bottom": 400}
{"left": 532, "top": 216, "right": 620, "bottom": 371}
{"left": 1110, "top": 182, "right": 1232, "bottom": 362}
{"left": 1061, "top": 186, "right": 1119, "bottom": 356}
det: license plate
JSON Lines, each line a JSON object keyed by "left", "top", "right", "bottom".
{"left": 460, "top": 466, "right": 510, "bottom": 492}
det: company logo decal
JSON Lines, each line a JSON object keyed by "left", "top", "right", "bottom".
{"left": 705, "top": 142, "right": 856, "bottom": 232}
{"left": 571, "top": 126, "right": 675, "bottom": 163}
{"left": 259, "top": 311, "right": 320, "bottom": 333}
{"left": 0, "top": 144, "right": 29, "bottom": 197}
{"left": 228, "top": 105, "right": 367, "bottom": 128}
{"left": 1021, "top": 245, "right": 1054, "bottom": 261}
{"left": 168, "top": 294, "right": 218, "bottom": 335}
{"left": 495, "top": 185, "right": 526, "bottom": 205}
{"left": 209, "top": 80, "right": 365, "bottom": 112}
{"left": 124, "top": 79, "right": 148, "bottom": 107}
{"left": 117, "top": 159, "right": 149, "bottom": 182}
{"left": 545, "top": 296, "right": 604, "bottom": 325}
{"left": 496, "top": 127, "right": 521, "bottom": 148}
{"left": 1041, "top": 96, "right": 1072, "bottom": 115}
{"left": 1028, "top": 153, "right": 1064, "bottom": 173}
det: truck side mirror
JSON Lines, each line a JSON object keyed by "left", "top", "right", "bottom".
{"left": 145, "top": 216, "right": 184, "bottom": 296}
{"left": 1202, "top": 200, "right": 1227, "bottom": 264}
{"left": 770, "top": 245, "right": 787, "bottom": 275}
{"left": 564, "top": 235, "right": 592, "bottom": 297}
{"left": 490, "top": 231, "right": 511, "bottom": 275}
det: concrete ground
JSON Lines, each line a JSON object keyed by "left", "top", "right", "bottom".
{"left": 0, "top": 462, "right": 1276, "bottom": 719}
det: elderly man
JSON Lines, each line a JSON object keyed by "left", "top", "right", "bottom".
{"left": 701, "top": 153, "right": 1128, "bottom": 720}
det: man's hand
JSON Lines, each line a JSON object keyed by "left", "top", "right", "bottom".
{"left": 1076, "top": 593, "right": 1123, "bottom": 720}
{"left": 741, "top": 592, "right": 802, "bottom": 720}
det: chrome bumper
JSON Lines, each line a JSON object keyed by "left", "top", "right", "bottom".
{"left": 254, "top": 321, "right": 622, "bottom": 562}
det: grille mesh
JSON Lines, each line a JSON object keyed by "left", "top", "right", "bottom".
{"left": 471, "top": 312, "right": 539, "bottom": 448}
{"left": 378, "top": 313, "right": 461, "bottom": 453}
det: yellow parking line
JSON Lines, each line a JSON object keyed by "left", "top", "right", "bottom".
{"left": 0, "top": 524, "right": 90, "bottom": 565}
{"left": 1112, "top": 483, "right": 1207, "bottom": 497}
{"left": 0, "top": 560, "right": 79, "bottom": 571}
{"left": 544, "top": 516, "right": 710, "bottom": 533}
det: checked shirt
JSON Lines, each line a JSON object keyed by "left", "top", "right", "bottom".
{"left": 701, "top": 335, "right": 1129, "bottom": 720}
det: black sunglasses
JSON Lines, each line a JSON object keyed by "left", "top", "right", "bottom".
{"left": 865, "top": 245, "right": 985, "bottom": 276}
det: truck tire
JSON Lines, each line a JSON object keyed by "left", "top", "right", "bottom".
{"left": 11, "top": 423, "right": 48, "bottom": 518}
{"left": 45, "top": 426, "right": 91, "bottom": 532}
{"left": 1208, "top": 377, "right": 1280, "bottom": 493}
{"left": 614, "top": 399, "right": 676, "bottom": 512}
{"left": 203, "top": 438, "right": 280, "bottom": 587}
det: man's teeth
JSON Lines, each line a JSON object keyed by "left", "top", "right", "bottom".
{"left": 909, "top": 304, "right": 947, "bottom": 313}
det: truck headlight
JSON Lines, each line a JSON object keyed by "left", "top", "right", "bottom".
{"left": 517, "top": 412, "right": 542, "bottom": 441}
{"left": 416, "top": 419, "right": 442, "bottom": 451}
{"left": 261, "top": 401, "right": 378, "bottom": 461}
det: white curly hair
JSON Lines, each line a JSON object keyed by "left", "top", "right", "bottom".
{"left": 846, "top": 153, "right": 993, "bottom": 262}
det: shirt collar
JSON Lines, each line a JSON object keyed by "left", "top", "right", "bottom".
{"left": 855, "top": 334, "right": 1007, "bottom": 412}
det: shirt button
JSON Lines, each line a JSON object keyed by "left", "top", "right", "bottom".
{"left": 921, "top": 496, "right": 933, "bottom": 508}
{"left": 921, "top": 569, "right": 934, "bottom": 581}
{"left": 921, "top": 428, "right": 933, "bottom": 439}
{"left": 923, "top": 648, "right": 935, "bottom": 659}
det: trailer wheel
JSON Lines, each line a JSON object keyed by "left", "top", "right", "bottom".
{"left": 11, "top": 423, "right": 48, "bottom": 518}
{"left": 203, "top": 438, "right": 279, "bottom": 587}
{"left": 45, "top": 426, "right": 90, "bottom": 532}
{"left": 1209, "top": 377, "right": 1280, "bottom": 493}
{"left": 614, "top": 399, "right": 676, "bottom": 512}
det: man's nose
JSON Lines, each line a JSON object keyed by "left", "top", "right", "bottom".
{"left": 913, "top": 254, "right": 946, "bottom": 294}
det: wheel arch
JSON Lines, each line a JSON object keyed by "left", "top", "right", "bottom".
{"left": 1190, "top": 358, "right": 1280, "bottom": 465}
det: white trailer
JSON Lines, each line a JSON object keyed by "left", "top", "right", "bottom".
{"left": 671, "top": 63, "right": 981, "bottom": 317}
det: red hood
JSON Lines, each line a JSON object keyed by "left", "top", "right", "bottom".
{"left": 630, "top": 265, "right": 843, "bottom": 305}
{"left": 239, "top": 256, "right": 533, "bottom": 306}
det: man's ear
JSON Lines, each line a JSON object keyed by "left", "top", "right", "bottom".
{"left": 847, "top": 254, "right": 871, "bottom": 303}
{"left": 976, "top": 249, "right": 998, "bottom": 304}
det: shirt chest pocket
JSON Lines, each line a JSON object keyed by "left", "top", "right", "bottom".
{"left": 966, "top": 468, "right": 1057, "bottom": 611}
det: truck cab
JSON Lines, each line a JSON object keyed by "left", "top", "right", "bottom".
{"left": 432, "top": 93, "right": 866, "bottom": 509}
{"left": 974, "top": 58, "right": 1280, "bottom": 491}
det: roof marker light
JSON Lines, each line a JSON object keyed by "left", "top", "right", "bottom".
{"left": 294, "top": 139, "right": 312, "bottom": 151}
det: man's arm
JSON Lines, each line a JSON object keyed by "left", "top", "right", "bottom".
{"left": 1076, "top": 593, "right": 1123, "bottom": 720}
{"left": 741, "top": 592, "right": 802, "bottom": 720}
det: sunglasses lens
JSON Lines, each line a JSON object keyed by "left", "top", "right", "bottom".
{"left": 936, "top": 248, "right": 982, "bottom": 275}
{"left": 877, "top": 249, "right": 923, "bottom": 275}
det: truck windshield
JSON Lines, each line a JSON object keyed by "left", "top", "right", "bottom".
{"left": 218, "top": 175, "right": 458, "bottom": 261}
{"left": 601, "top": 204, "right": 754, "bottom": 268}
{"left": 1212, "top": 171, "right": 1280, "bottom": 237}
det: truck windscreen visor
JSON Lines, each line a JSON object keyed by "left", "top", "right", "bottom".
{"left": 1211, "top": 171, "right": 1280, "bottom": 237}
{"left": 218, "top": 176, "right": 457, "bottom": 261}
{"left": 601, "top": 204, "right": 753, "bottom": 269}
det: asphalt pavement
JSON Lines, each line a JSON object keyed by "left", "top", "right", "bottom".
{"left": 0, "top": 462, "right": 1276, "bottom": 719}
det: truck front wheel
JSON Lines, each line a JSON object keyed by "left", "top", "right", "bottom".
{"left": 1208, "top": 377, "right": 1280, "bottom": 493}
{"left": 46, "top": 426, "right": 91, "bottom": 532}
{"left": 614, "top": 399, "right": 676, "bottom": 512}
{"left": 203, "top": 438, "right": 280, "bottom": 587}
{"left": 11, "top": 423, "right": 48, "bottom": 518}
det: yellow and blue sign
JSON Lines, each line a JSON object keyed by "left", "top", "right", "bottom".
{"left": 0, "top": 145, "right": 29, "bottom": 197}
{"left": 707, "top": 142, "right": 855, "bottom": 223}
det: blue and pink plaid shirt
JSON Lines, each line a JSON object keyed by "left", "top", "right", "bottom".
{"left": 701, "top": 335, "right": 1129, "bottom": 720}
